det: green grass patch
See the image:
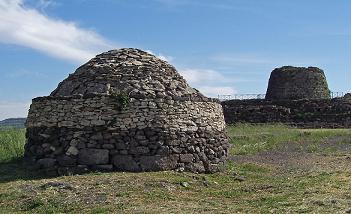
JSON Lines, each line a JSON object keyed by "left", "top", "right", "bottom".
{"left": 227, "top": 123, "right": 351, "bottom": 155}
{"left": 0, "top": 128, "right": 26, "bottom": 163}
{"left": 0, "top": 125, "right": 351, "bottom": 213}
{"left": 90, "top": 207, "right": 112, "bottom": 214}
{"left": 227, "top": 123, "right": 300, "bottom": 155}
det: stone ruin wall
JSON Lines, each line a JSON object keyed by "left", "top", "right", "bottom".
{"left": 25, "top": 94, "right": 229, "bottom": 176}
{"left": 222, "top": 98, "right": 351, "bottom": 128}
{"left": 221, "top": 66, "right": 347, "bottom": 128}
{"left": 266, "top": 66, "right": 331, "bottom": 100}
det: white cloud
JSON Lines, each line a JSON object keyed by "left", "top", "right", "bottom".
{"left": 178, "top": 68, "right": 236, "bottom": 97}
{"left": 179, "top": 68, "right": 225, "bottom": 84}
{"left": 0, "top": 0, "right": 114, "bottom": 63}
{"left": 146, "top": 50, "right": 174, "bottom": 62}
{"left": 0, "top": 102, "right": 30, "bottom": 120}
{"left": 36, "top": 0, "right": 57, "bottom": 11}
{"left": 197, "top": 86, "right": 236, "bottom": 98}
{"left": 158, "top": 54, "right": 173, "bottom": 62}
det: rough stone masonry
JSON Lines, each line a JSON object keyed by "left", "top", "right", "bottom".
{"left": 25, "top": 48, "right": 230, "bottom": 176}
{"left": 266, "top": 66, "right": 330, "bottom": 100}
{"left": 222, "top": 66, "right": 351, "bottom": 128}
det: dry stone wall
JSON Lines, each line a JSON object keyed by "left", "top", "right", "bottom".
{"left": 222, "top": 98, "right": 351, "bottom": 128}
{"left": 25, "top": 48, "right": 230, "bottom": 176}
{"left": 222, "top": 66, "right": 348, "bottom": 128}
{"left": 344, "top": 93, "right": 351, "bottom": 100}
{"left": 266, "top": 66, "right": 330, "bottom": 100}
{"left": 50, "top": 48, "right": 202, "bottom": 99}
{"left": 25, "top": 94, "right": 229, "bottom": 176}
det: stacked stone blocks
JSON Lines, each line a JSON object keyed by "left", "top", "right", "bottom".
{"left": 266, "top": 66, "right": 330, "bottom": 100}
{"left": 25, "top": 48, "right": 229, "bottom": 175}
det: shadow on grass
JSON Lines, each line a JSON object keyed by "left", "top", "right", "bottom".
{"left": 0, "top": 158, "right": 53, "bottom": 183}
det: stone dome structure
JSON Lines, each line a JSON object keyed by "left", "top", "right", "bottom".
{"left": 25, "top": 48, "right": 229, "bottom": 176}
{"left": 50, "top": 49, "right": 204, "bottom": 99}
{"left": 265, "top": 66, "right": 330, "bottom": 100}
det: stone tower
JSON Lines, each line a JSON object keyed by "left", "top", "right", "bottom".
{"left": 266, "top": 66, "right": 330, "bottom": 100}
{"left": 25, "top": 48, "right": 230, "bottom": 176}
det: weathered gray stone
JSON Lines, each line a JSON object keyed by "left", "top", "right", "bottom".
{"left": 66, "top": 146, "right": 79, "bottom": 156}
{"left": 24, "top": 48, "right": 230, "bottom": 175}
{"left": 78, "top": 149, "right": 109, "bottom": 165}
{"left": 130, "top": 146, "right": 150, "bottom": 155}
{"left": 37, "top": 158, "right": 56, "bottom": 169}
{"left": 115, "top": 143, "right": 127, "bottom": 150}
{"left": 180, "top": 154, "right": 194, "bottom": 163}
{"left": 102, "top": 144, "right": 115, "bottom": 149}
{"left": 185, "top": 162, "right": 206, "bottom": 173}
{"left": 112, "top": 155, "right": 140, "bottom": 171}
{"left": 57, "top": 155, "right": 76, "bottom": 166}
{"left": 139, "top": 155, "right": 179, "bottom": 171}
{"left": 57, "top": 165, "right": 88, "bottom": 176}
{"left": 91, "top": 165, "right": 113, "bottom": 171}
{"left": 222, "top": 98, "right": 351, "bottom": 128}
{"left": 266, "top": 66, "right": 330, "bottom": 100}
{"left": 343, "top": 93, "right": 351, "bottom": 100}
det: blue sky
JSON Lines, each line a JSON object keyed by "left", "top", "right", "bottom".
{"left": 0, "top": 0, "right": 350, "bottom": 119}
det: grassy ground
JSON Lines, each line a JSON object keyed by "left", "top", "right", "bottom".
{"left": 1, "top": 125, "right": 351, "bottom": 213}
{"left": 0, "top": 128, "right": 25, "bottom": 162}
{"left": 228, "top": 123, "right": 351, "bottom": 155}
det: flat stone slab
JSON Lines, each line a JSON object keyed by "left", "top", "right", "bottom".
{"left": 78, "top": 149, "right": 109, "bottom": 165}
{"left": 112, "top": 155, "right": 140, "bottom": 171}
